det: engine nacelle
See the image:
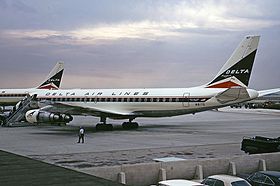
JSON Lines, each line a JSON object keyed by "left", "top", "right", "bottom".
{"left": 25, "top": 109, "right": 73, "bottom": 124}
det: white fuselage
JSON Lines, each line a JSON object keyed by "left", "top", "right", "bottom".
{"left": 0, "top": 88, "right": 38, "bottom": 106}
{"left": 34, "top": 86, "right": 258, "bottom": 118}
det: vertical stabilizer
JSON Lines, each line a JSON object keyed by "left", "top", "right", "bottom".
{"left": 207, "top": 36, "right": 260, "bottom": 88}
{"left": 37, "top": 61, "right": 64, "bottom": 90}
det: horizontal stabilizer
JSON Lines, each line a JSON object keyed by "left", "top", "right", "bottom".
{"left": 215, "top": 87, "right": 250, "bottom": 104}
{"left": 258, "top": 88, "right": 280, "bottom": 97}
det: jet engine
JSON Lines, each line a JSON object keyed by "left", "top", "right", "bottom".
{"left": 25, "top": 109, "right": 73, "bottom": 124}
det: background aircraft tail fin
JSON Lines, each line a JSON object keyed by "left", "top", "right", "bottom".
{"left": 206, "top": 36, "right": 260, "bottom": 88}
{"left": 36, "top": 61, "right": 64, "bottom": 90}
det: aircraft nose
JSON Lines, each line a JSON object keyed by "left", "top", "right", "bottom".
{"left": 247, "top": 89, "right": 259, "bottom": 99}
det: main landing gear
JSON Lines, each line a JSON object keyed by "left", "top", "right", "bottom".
{"left": 95, "top": 117, "right": 139, "bottom": 131}
{"left": 122, "top": 118, "right": 139, "bottom": 129}
{"left": 95, "top": 117, "right": 113, "bottom": 131}
{"left": 96, "top": 123, "right": 113, "bottom": 131}
{"left": 122, "top": 121, "right": 139, "bottom": 129}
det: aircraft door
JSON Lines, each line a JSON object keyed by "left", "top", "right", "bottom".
{"left": 183, "top": 92, "right": 190, "bottom": 107}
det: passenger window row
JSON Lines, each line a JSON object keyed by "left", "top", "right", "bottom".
{"left": 37, "top": 97, "right": 208, "bottom": 103}
{"left": 0, "top": 94, "right": 28, "bottom": 97}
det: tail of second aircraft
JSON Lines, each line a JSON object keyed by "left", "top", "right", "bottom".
{"left": 206, "top": 36, "right": 260, "bottom": 88}
{"left": 36, "top": 61, "right": 64, "bottom": 90}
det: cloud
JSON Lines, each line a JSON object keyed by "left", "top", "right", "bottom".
{"left": 11, "top": 0, "right": 36, "bottom": 14}
{"left": 1, "top": 16, "right": 278, "bottom": 46}
{"left": 0, "top": 0, "right": 279, "bottom": 90}
{"left": 1, "top": 1, "right": 279, "bottom": 46}
{"left": 0, "top": 0, "right": 36, "bottom": 13}
{"left": 0, "top": 0, "right": 8, "bottom": 9}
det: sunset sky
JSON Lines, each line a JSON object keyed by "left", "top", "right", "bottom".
{"left": 0, "top": 0, "right": 279, "bottom": 90}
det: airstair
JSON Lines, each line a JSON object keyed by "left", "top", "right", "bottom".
{"left": 2, "top": 94, "right": 38, "bottom": 126}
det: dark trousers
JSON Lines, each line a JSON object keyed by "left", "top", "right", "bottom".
{"left": 78, "top": 134, "right": 84, "bottom": 143}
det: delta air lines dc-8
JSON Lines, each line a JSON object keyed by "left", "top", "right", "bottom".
{"left": 24, "top": 36, "right": 279, "bottom": 130}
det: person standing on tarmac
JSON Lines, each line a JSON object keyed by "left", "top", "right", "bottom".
{"left": 77, "top": 126, "right": 85, "bottom": 143}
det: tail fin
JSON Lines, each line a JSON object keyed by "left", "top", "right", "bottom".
{"left": 36, "top": 61, "right": 64, "bottom": 90}
{"left": 206, "top": 36, "right": 260, "bottom": 88}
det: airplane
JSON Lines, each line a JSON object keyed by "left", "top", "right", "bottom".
{"left": 0, "top": 61, "right": 64, "bottom": 108}
{"left": 23, "top": 36, "right": 279, "bottom": 130}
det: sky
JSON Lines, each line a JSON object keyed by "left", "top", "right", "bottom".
{"left": 0, "top": 0, "right": 279, "bottom": 90}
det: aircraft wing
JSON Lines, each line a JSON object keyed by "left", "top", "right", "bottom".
{"left": 257, "top": 88, "right": 280, "bottom": 97}
{"left": 39, "top": 101, "right": 137, "bottom": 118}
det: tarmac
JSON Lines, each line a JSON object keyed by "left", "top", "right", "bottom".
{"left": 0, "top": 107, "right": 279, "bottom": 181}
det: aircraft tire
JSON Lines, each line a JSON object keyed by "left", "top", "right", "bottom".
{"left": 122, "top": 122, "right": 139, "bottom": 130}
{"left": 131, "top": 122, "right": 139, "bottom": 129}
{"left": 106, "top": 124, "right": 113, "bottom": 131}
{"left": 96, "top": 124, "right": 103, "bottom": 131}
{"left": 96, "top": 123, "right": 113, "bottom": 131}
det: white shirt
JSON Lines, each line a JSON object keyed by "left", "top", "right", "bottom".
{"left": 79, "top": 128, "right": 84, "bottom": 135}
